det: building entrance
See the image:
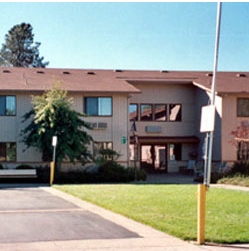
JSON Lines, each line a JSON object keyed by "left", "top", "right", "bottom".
{"left": 140, "top": 144, "right": 168, "bottom": 173}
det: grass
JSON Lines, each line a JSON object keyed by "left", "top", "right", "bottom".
{"left": 55, "top": 184, "right": 249, "bottom": 244}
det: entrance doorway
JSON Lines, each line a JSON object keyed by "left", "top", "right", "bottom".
{"left": 140, "top": 144, "right": 168, "bottom": 173}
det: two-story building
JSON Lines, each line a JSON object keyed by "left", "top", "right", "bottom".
{"left": 0, "top": 67, "right": 248, "bottom": 173}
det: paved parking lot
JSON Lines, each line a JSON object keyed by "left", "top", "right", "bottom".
{"left": 0, "top": 185, "right": 139, "bottom": 243}
{"left": 0, "top": 183, "right": 248, "bottom": 251}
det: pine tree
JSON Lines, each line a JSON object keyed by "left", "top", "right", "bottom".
{"left": 0, "top": 22, "right": 49, "bottom": 67}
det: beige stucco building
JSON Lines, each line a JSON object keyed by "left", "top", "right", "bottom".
{"left": 0, "top": 67, "right": 248, "bottom": 172}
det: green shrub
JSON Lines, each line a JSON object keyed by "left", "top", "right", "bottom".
{"left": 90, "top": 161, "right": 134, "bottom": 183}
{"left": 218, "top": 174, "right": 249, "bottom": 187}
{"left": 16, "top": 164, "right": 34, "bottom": 169}
{"left": 54, "top": 162, "right": 147, "bottom": 184}
{"left": 36, "top": 165, "right": 50, "bottom": 183}
{"left": 136, "top": 168, "right": 147, "bottom": 181}
{"left": 55, "top": 170, "right": 84, "bottom": 184}
{"left": 226, "top": 161, "right": 249, "bottom": 177}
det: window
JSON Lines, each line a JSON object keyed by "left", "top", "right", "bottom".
{"left": 155, "top": 104, "right": 167, "bottom": 121}
{"left": 169, "top": 143, "right": 182, "bottom": 161}
{"left": 169, "top": 104, "right": 182, "bottom": 121}
{"left": 84, "top": 97, "right": 112, "bottom": 116}
{"left": 237, "top": 141, "right": 249, "bottom": 160}
{"left": 0, "top": 96, "right": 16, "bottom": 115}
{"left": 237, "top": 98, "right": 249, "bottom": 117}
{"left": 93, "top": 142, "right": 113, "bottom": 160}
{"left": 129, "top": 103, "right": 138, "bottom": 121}
{"left": 140, "top": 104, "right": 153, "bottom": 121}
{"left": 0, "top": 142, "right": 16, "bottom": 161}
{"left": 133, "top": 103, "right": 181, "bottom": 122}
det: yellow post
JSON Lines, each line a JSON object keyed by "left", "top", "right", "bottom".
{"left": 50, "top": 162, "right": 55, "bottom": 186}
{"left": 197, "top": 184, "right": 207, "bottom": 244}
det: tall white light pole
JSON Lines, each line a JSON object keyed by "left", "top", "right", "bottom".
{"left": 197, "top": 2, "right": 222, "bottom": 245}
{"left": 205, "top": 2, "right": 222, "bottom": 186}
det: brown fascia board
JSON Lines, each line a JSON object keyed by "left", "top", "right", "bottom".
{"left": 126, "top": 79, "right": 194, "bottom": 86}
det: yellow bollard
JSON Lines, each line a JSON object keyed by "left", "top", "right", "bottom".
{"left": 50, "top": 162, "right": 55, "bottom": 186}
{"left": 197, "top": 184, "right": 207, "bottom": 245}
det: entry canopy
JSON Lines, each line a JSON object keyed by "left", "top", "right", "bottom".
{"left": 130, "top": 136, "right": 199, "bottom": 144}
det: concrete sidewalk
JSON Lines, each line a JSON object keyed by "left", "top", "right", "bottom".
{"left": 0, "top": 184, "right": 248, "bottom": 251}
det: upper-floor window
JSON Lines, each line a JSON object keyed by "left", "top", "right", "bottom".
{"left": 237, "top": 98, "right": 249, "bottom": 117}
{"left": 155, "top": 104, "right": 167, "bottom": 121}
{"left": 140, "top": 104, "right": 153, "bottom": 121}
{"left": 169, "top": 104, "right": 182, "bottom": 121}
{"left": 0, "top": 142, "right": 16, "bottom": 161}
{"left": 84, "top": 97, "right": 112, "bottom": 116}
{"left": 129, "top": 104, "right": 138, "bottom": 121}
{"left": 131, "top": 103, "right": 181, "bottom": 122}
{"left": 0, "top": 96, "right": 16, "bottom": 116}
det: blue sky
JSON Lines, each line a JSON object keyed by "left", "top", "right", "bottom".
{"left": 0, "top": 2, "right": 249, "bottom": 71}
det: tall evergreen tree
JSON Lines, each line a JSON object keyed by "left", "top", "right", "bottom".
{"left": 0, "top": 22, "right": 49, "bottom": 67}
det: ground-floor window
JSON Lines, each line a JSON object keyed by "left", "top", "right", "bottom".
{"left": 0, "top": 142, "right": 16, "bottom": 161}
{"left": 93, "top": 142, "right": 113, "bottom": 160}
{"left": 129, "top": 144, "right": 138, "bottom": 161}
{"left": 140, "top": 145, "right": 167, "bottom": 172}
{"left": 237, "top": 141, "right": 249, "bottom": 160}
{"left": 130, "top": 143, "right": 183, "bottom": 172}
{"left": 169, "top": 143, "right": 182, "bottom": 161}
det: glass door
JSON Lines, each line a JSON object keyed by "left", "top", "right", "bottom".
{"left": 141, "top": 144, "right": 167, "bottom": 173}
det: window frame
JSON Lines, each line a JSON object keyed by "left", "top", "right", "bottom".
{"left": 237, "top": 141, "right": 249, "bottom": 161}
{"left": 84, "top": 97, "right": 112, "bottom": 117}
{"left": 0, "top": 95, "right": 16, "bottom": 116}
{"left": 169, "top": 143, "right": 182, "bottom": 161}
{"left": 93, "top": 141, "right": 113, "bottom": 160}
{"left": 129, "top": 103, "right": 138, "bottom": 121}
{"left": 0, "top": 142, "right": 16, "bottom": 162}
{"left": 237, "top": 98, "right": 249, "bottom": 117}
{"left": 154, "top": 104, "right": 167, "bottom": 122}
{"left": 140, "top": 103, "right": 153, "bottom": 121}
{"left": 169, "top": 103, "right": 182, "bottom": 122}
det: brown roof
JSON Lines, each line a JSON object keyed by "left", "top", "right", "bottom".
{"left": 193, "top": 71, "right": 249, "bottom": 94}
{"left": 0, "top": 67, "right": 249, "bottom": 94}
{"left": 0, "top": 67, "right": 140, "bottom": 94}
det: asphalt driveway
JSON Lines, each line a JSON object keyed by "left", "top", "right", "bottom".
{"left": 0, "top": 184, "right": 139, "bottom": 243}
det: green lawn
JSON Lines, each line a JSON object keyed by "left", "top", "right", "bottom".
{"left": 55, "top": 184, "right": 249, "bottom": 244}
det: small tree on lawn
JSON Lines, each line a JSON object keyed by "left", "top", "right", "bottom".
{"left": 21, "top": 84, "right": 93, "bottom": 169}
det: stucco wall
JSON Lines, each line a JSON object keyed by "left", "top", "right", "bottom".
{"left": 221, "top": 94, "right": 249, "bottom": 162}
{"left": 194, "top": 88, "right": 222, "bottom": 162}
{"left": 129, "top": 83, "right": 197, "bottom": 136}
{"left": 1, "top": 92, "right": 129, "bottom": 166}
{"left": 82, "top": 93, "right": 129, "bottom": 164}
{"left": 129, "top": 83, "right": 199, "bottom": 170}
